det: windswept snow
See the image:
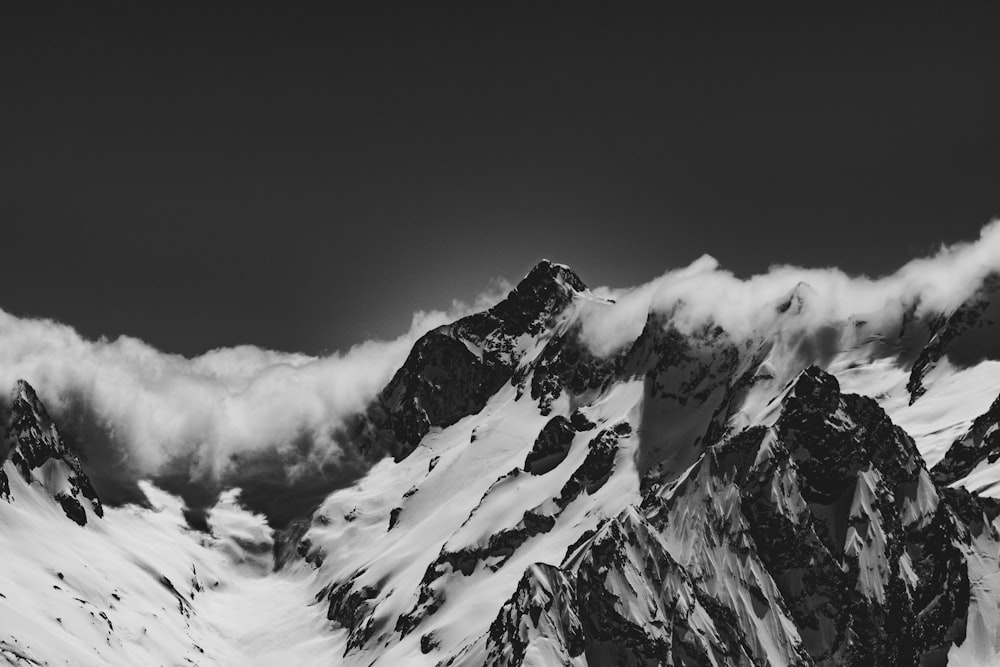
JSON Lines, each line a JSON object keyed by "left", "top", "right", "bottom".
{"left": 0, "top": 472, "right": 345, "bottom": 666}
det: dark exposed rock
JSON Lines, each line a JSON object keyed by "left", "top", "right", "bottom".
{"left": 568, "top": 409, "right": 596, "bottom": 431}
{"left": 327, "top": 574, "right": 384, "bottom": 654}
{"left": 553, "top": 424, "right": 625, "bottom": 510}
{"left": 349, "top": 261, "right": 587, "bottom": 461}
{"left": 1, "top": 380, "right": 103, "bottom": 524}
{"left": 523, "top": 415, "right": 576, "bottom": 475}
{"left": 157, "top": 576, "right": 193, "bottom": 617}
{"left": 939, "top": 485, "right": 1000, "bottom": 529}
{"left": 57, "top": 494, "right": 87, "bottom": 526}
{"left": 470, "top": 367, "right": 984, "bottom": 666}
{"left": 306, "top": 262, "right": 1000, "bottom": 666}
{"left": 402, "top": 508, "right": 561, "bottom": 637}
{"left": 484, "top": 563, "right": 586, "bottom": 666}
{"left": 420, "top": 632, "right": 440, "bottom": 654}
{"left": 908, "top": 273, "right": 1000, "bottom": 404}
{"left": 482, "top": 506, "right": 771, "bottom": 667}
{"left": 527, "top": 325, "right": 622, "bottom": 415}
{"left": 779, "top": 367, "right": 924, "bottom": 503}
{"left": 399, "top": 424, "right": 628, "bottom": 640}
{"left": 931, "top": 391, "right": 1000, "bottom": 485}
{"left": 724, "top": 368, "right": 973, "bottom": 664}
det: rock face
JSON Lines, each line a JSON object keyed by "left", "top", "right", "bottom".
{"left": 11, "top": 261, "right": 1000, "bottom": 667}
{"left": 461, "top": 368, "right": 987, "bottom": 666}
{"left": 483, "top": 563, "right": 586, "bottom": 667}
{"left": 908, "top": 274, "right": 1000, "bottom": 404}
{"left": 296, "top": 264, "right": 1000, "bottom": 667}
{"left": 932, "top": 392, "right": 1000, "bottom": 486}
{"left": 350, "top": 260, "right": 587, "bottom": 461}
{"left": 523, "top": 416, "right": 577, "bottom": 475}
{"left": 0, "top": 380, "right": 103, "bottom": 525}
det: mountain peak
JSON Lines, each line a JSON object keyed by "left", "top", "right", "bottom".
{"left": 11, "top": 378, "right": 48, "bottom": 419}
{"left": 517, "top": 259, "right": 587, "bottom": 295}
{"left": 786, "top": 364, "right": 840, "bottom": 408}
{"left": 1, "top": 379, "right": 103, "bottom": 525}
{"left": 776, "top": 281, "right": 818, "bottom": 315}
{"left": 350, "top": 262, "right": 589, "bottom": 463}
{"left": 482, "top": 261, "right": 586, "bottom": 338}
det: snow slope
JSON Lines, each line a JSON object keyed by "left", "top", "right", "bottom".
{"left": 0, "top": 457, "right": 345, "bottom": 666}
{"left": 6, "top": 260, "right": 1000, "bottom": 666}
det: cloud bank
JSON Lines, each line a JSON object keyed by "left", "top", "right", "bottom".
{"left": 0, "top": 280, "right": 511, "bottom": 515}
{"left": 579, "top": 219, "right": 1000, "bottom": 357}
{"left": 4, "top": 222, "right": 1000, "bottom": 521}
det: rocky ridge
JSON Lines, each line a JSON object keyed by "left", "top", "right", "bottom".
{"left": 297, "top": 262, "right": 1000, "bottom": 666}
{"left": 7, "top": 260, "right": 1000, "bottom": 666}
{"left": 1, "top": 380, "right": 102, "bottom": 525}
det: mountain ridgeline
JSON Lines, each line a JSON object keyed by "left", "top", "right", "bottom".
{"left": 0, "top": 380, "right": 102, "bottom": 526}
{"left": 7, "top": 260, "right": 1000, "bottom": 666}
{"left": 297, "top": 261, "right": 1000, "bottom": 666}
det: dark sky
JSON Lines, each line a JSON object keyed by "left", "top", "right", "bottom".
{"left": 2, "top": 3, "right": 998, "bottom": 357}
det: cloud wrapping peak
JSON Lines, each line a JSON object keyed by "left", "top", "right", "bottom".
{"left": 0, "top": 293, "right": 504, "bottom": 487}
{"left": 580, "top": 220, "right": 1000, "bottom": 356}
{"left": 2, "top": 223, "right": 1000, "bottom": 513}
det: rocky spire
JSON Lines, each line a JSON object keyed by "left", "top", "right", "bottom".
{"left": 1, "top": 380, "right": 103, "bottom": 525}
{"left": 351, "top": 261, "right": 588, "bottom": 462}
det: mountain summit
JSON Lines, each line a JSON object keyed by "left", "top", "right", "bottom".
{"left": 1, "top": 380, "right": 102, "bottom": 525}
{"left": 351, "top": 260, "right": 590, "bottom": 461}
{"left": 6, "top": 262, "right": 1000, "bottom": 665}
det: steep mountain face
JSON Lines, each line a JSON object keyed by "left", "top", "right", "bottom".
{"left": 350, "top": 260, "right": 589, "bottom": 462}
{"left": 293, "top": 264, "right": 1000, "bottom": 666}
{"left": 907, "top": 274, "right": 1000, "bottom": 405}
{"left": 931, "top": 392, "right": 1000, "bottom": 487}
{"left": 6, "top": 260, "right": 1000, "bottom": 666}
{"left": 1, "top": 380, "right": 103, "bottom": 525}
{"left": 443, "top": 366, "right": 996, "bottom": 667}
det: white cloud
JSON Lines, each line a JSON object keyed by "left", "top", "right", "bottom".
{"left": 578, "top": 220, "right": 1000, "bottom": 356}
{"left": 0, "top": 294, "right": 503, "bottom": 485}
{"left": 4, "top": 221, "right": 1000, "bottom": 505}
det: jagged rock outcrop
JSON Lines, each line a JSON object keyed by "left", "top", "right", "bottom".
{"left": 296, "top": 267, "right": 1000, "bottom": 666}
{"left": 1, "top": 380, "right": 102, "bottom": 525}
{"left": 461, "top": 367, "right": 992, "bottom": 666}
{"left": 326, "top": 573, "right": 384, "bottom": 654}
{"left": 737, "top": 368, "right": 970, "bottom": 664}
{"left": 10, "top": 256, "right": 1000, "bottom": 667}
{"left": 316, "top": 268, "right": 1000, "bottom": 665}
{"left": 931, "top": 392, "right": 1000, "bottom": 486}
{"left": 482, "top": 563, "right": 587, "bottom": 666}
{"left": 391, "top": 422, "right": 631, "bottom": 640}
{"left": 523, "top": 415, "right": 577, "bottom": 475}
{"left": 350, "top": 260, "right": 587, "bottom": 461}
{"left": 908, "top": 274, "right": 1000, "bottom": 404}
{"left": 524, "top": 324, "right": 623, "bottom": 416}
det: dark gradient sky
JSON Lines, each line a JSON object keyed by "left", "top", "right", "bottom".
{"left": 2, "top": 4, "right": 998, "bottom": 357}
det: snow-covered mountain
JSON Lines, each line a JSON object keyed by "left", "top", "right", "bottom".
{"left": 5, "top": 258, "right": 1000, "bottom": 666}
